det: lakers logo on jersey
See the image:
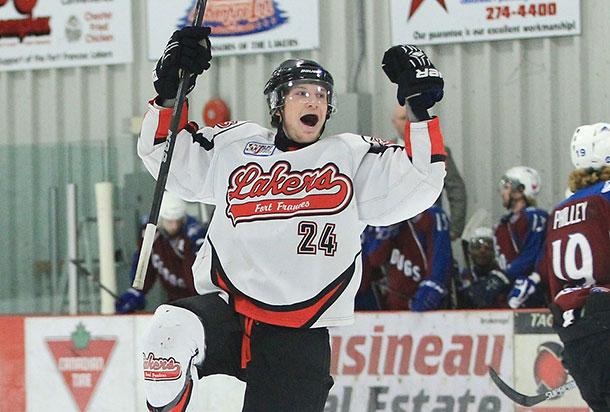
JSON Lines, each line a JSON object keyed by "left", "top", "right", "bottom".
{"left": 225, "top": 161, "right": 353, "bottom": 225}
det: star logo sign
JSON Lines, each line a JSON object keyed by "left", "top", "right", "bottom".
{"left": 408, "top": 0, "right": 448, "bottom": 20}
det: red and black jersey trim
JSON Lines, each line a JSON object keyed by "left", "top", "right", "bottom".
{"left": 214, "top": 121, "right": 253, "bottom": 137}
{"left": 208, "top": 238, "right": 357, "bottom": 328}
{"left": 403, "top": 117, "right": 446, "bottom": 163}
{"left": 365, "top": 143, "right": 403, "bottom": 156}
{"left": 149, "top": 99, "right": 189, "bottom": 146}
{"left": 431, "top": 154, "right": 446, "bottom": 163}
{"left": 192, "top": 132, "right": 214, "bottom": 151}
{"left": 190, "top": 121, "right": 255, "bottom": 151}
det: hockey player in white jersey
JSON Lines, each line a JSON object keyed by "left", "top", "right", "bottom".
{"left": 139, "top": 28, "right": 447, "bottom": 412}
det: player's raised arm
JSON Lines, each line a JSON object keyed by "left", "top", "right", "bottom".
{"left": 354, "top": 45, "right": 447, "bottom": 226}
{"left": 138, "top": 26, "right": 214, "bottom": 201}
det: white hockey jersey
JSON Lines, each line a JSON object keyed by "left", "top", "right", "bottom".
{"left": 138, "top": 100, "right": 446, "bottom": 328}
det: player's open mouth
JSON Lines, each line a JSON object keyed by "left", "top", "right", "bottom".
{"left": 300, "top": 114, "right": 319, "bottom": 127}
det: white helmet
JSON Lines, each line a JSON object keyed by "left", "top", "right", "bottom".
{"left": 501, "top": 166, "right": 541, "bottom": 197}
{"left": 570, "top": 123, "right": 610, "bottom": 170}
{"left": 159, "top": 192, "right": 187, "bottom": 220}
{"left": 468, "top": 226, "right": 493, "bottom": 248}
{"left": 469, "top": 227, "right": 493, "bottom": 243}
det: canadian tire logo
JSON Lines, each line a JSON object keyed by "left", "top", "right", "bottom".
{"left": 533, "top": 341, "right": 568, "bottom": 395}
{"left": 46, "top": 323, "right": 117, "bottom": 412}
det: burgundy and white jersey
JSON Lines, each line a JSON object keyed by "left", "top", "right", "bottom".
{"left": 132, "top": 215, "right": 205, "bottom": 301}
{"left": 138, "top": 100, "right": 446, "bottom": 328}
{"left": 541, "top": 181, "right": 610, "bottom": 312}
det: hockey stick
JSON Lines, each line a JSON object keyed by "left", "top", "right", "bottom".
{"left": 71, "top": 259, "right": 121, "bottom": 301}
{"left": 488, "top": 367, "right": 578, "bottom": 407}
{"left": 132, "top": 0, "right": 208, "bottom": 289}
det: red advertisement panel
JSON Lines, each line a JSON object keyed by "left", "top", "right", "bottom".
{"left": 0, "top": 316, "right": 25, "bottom": 412}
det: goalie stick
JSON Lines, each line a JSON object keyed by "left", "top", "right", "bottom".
{"left": 488, "top": 367, "right": 577, "bottom": 407}
{"left": 132, "top": 0, "right": 208, "bottom": 290}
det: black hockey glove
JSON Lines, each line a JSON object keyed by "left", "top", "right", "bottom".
{"left": 464, "top": 269, "right": 510, "bottom": 309}
{"left": 153, "top": 26, "right": 212, "bottom": 101}
{"left": 382, "top": 45, "right": 444, "bottom": 117}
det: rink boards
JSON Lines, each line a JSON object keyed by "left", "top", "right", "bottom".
{"left": 0, "top": 310, "right": 589, "bottom": 412}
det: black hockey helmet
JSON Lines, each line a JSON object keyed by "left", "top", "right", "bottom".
{"left": 264, "top": 59, "right": 336, "bottom": 127}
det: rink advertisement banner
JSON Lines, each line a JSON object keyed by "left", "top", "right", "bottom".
{"left": 512, "top": 311, "right": 589, "bottom": 412}
{"left": 0, "top": 311, "right": 591, "bottom": 411}
{"left": 0, "top": 0, "right": 133, "bottom": 72}
{"left": 25, "top": 317, "right": 138, "bottom": 412}
{"left": 390, "top": 0, "right": 580, "bottom": 46}
{"left": 326, "top": 311, "right": 515, "bottom": 412}
{"left": 146, "top": 0, "right": 319, "bottom": 59}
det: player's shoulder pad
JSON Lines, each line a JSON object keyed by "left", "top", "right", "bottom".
{"left": 578, "top": 180, "right": 610, "bottom": 198}
{"left": 418, "top": 206, "right": 449, "bottom": 231}
{"left": 558, "top": 180, "right": 610, "bottom": 207}
{"left": 426, "top": 205, "right": 447, "bottom": 217}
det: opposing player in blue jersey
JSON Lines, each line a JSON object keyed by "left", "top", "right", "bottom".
{"left": 456, "top": 227, "right": 508, "bottom": 309}
{"left": 363, "top": 206, "right": 453, "bottom": 311}
{"left": 470, "top": 167, "right": 548, "bottom": 308}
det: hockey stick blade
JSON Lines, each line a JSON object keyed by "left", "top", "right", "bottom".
{"left": 488, "top": 367, "right": 577, "bottom": 407}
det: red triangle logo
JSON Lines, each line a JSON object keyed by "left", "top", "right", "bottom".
{"left": 46, "top": 324, "right": 116, "bottom": 412}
